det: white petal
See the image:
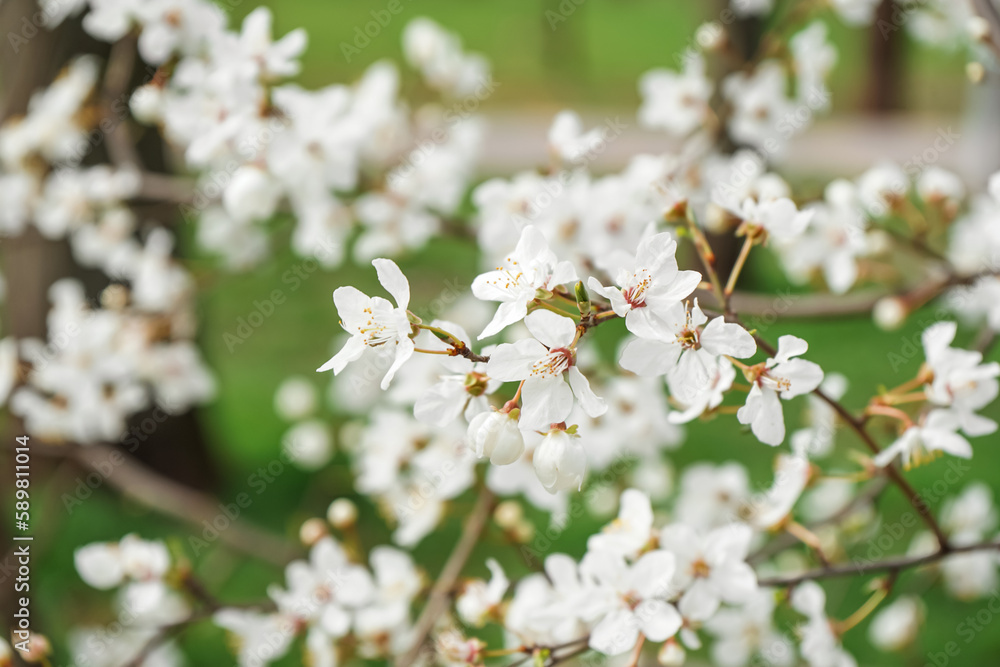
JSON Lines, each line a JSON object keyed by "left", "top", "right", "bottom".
{"left": 487, "top": 339, "right": 548, "bottom": 381}
{"left": 712, "top": 561, "right": 758, "bottom": 604}
{"left": 589, "top": 608, "right": 640, "bottom": 656}
{"left": 700, "top": 317, "right": 756, "bottom": 358}
{"left": 773, "top": 335, "right": 809, "bottom": 365}
{"left": 520, "top": 375, "right": 574, "bottom": 430}
{"left": 620, "top": 337, "right": 681, "bottom": 376}
{"left": 372, "top": 258, "right": 410, "bottom": 310}
{"left": 568, "top": 366, "right": 607, "bottom": 417}
{"left": 648, "top": 269, "right": 702, "bottom": 307}
{"left": 636, "top": 233, "right": 679, "bottom": 275}
{"left": 588, "top": 276, "right": 629, "bottom": 317}
{"left": 739, "top": 385, "right": 785, "bottom": 446}
{"left": 317, "top": 335, "right": 365, "bottom": 374}
{"left": 478, "top": 299, "right": 530, "bottom": 339}
{"left": 636, "top": 599, "right": 682, "bottom": 642}
{"left": 776, "top": 358, "right": 824, "bottom": 398}
{"left": 628, "top": 550, "right": 676, "bottom": 598}
{"left": 678, "top": 579, "right": 720, "bottom": 621}
{"left": 525, "top": 310, "right": 578, "bottom": 349}
{"left": 704, "top": 523, "right": 753, "bottom": 564}
{"left": 380, "top": 337, "right": 414, "bottom": 390}
{"left": 319, "top": 604, "right": 351, "bottom": 638}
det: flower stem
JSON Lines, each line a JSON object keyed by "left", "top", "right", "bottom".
{"left": 725, "top": 236, "right": 755, "bottom": 297}
{"left": 685, "top": 205, "right": 726, "bottom": 308}
{"left": 834, "top": 586, "right": 890, "bottom": 635}
{"left": 865, "top": 404, "right": 914, "bottom": 428}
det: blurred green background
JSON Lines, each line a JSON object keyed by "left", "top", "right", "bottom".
{"left": 30, "top": 1, "right": 1000, "bottom": 666}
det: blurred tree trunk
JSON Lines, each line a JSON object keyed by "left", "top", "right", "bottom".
{"left": 864, "top": 0, "right": 904, "bottom": 112}
{"left": 707, "top": 2, "right": 764, "bottom": 284}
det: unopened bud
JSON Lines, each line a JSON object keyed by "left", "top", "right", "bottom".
{"left": 511, "top": 519, "right": 535, "bottom": 543}
{"left": 658, "top": 639, "right": 686, "bottom": 666}
{"left": 327, "top": 498, "right": 358, "bottom": 529}
{"left": 299, "top": 518, "right": 328, "bottom": 546}
{"left": 17, "top": 634, "right": 50, "bottom": 664}
{"left": 967, "top": 61, "right": 987, "bottom": 84}
{"left": 874, "top": 296, "right": 907, "bottom": 331}
{"left": 494, "top": 500, "right": 523, "bottom": 529}
{"left": 101, "top": 284, "right": 129, "bottom": 310}
{"left": 574, "top": 281, "right": 590, "bottom": 313}
{"left": 968, "top": 16, "right": 992, "bottom": 42}
{"left": 695, "top": 21, "right": 726, "bottom": 51}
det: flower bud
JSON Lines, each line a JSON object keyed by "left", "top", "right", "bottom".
{"left": 223, "top": 165, "right": 281, "bottom": 223}
{"left": 874, "top": 296, "right": 907, "bottom": 331}
{"left": 574, "top": 280, "right": 590, "bottom": 313}
{"left": 968, "top": 16, "right": 992, "bottom": 42}
{"left": 493, "top": 500, "right": 523, "bottom": 529}
{"left": 695, "top": 21, "right": 726, "bottom": 51}
{"left": 282, "top": 420, "right": 333, "bottom": 470}
{"left": 533, "top": 429, "right": 587, "bottom": 493}
{"left": 274, "top": 376, "right": 317, "bottom": 420}
{"left": 299, "top": 518, "right": 328, "bottom": 546}
{"left": 130, "top": 84, "right": 163, "bottom": 124}
{"left": 18, "top": 633, "right": 51, "bottom": 664}
{"left": 327, "top": 498, "right": 358, "bottom": 529}
{"left": 658, "top": 639, "right": 686, "bottom": 666}
{"left": 468, "top": 411, "right": 525, "bottom": 465}
{"left": 511, "top": 519, "right": 535, "bottom": 543}
{"left": 967, "top": 61, "right": 986, "bottom": 84}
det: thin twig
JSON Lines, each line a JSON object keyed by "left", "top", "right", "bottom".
{"left": 749, "top": 478, "right": 889, "bottom": 565}
{"left": 752, "top": 332, "right": 952, "bottom": 550}
{"left": 101, "top": 33, "right": 142, "bottom": 169}
{"left": 397, "top": 487, "right": 496, "bottom": 667}
{"left": 757, "top": 540, "right": 1000, "bottom": 588}
{"left": 21, "top": 441, "right": 301, "bottom": 566}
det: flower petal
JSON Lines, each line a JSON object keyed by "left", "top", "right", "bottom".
{"left": 372, "top": 258, "right": 410, "bottom": 310}
{"left": 525, "top": 310, "right": 577, "bottom": 348}
{"left": 636, "top": 599, "right": 682, "bottom": 642}
{"left": 568, "top": 366, "right": 607, "bottom": 418}
{"left": 520, "top": 375, "right": 574, "bottom": 430}
{"left": 487, "top": 339, "right": 548, "bottom": 381}
{"left": 700, "top": 317, "right": 756, "bottom": 358}
{"left": 589, "top": 608, "right": 640, "bottom": 656}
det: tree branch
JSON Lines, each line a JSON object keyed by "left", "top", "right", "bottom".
{"left": 397, "top": 487, "right": 496, "bottom": 667}
{"left": 757, "top": 540, "right": 1000, "bottom": 588}
{"left": 24, "top": 441, "right": 301, "bottom": 566}
{"left": 748, "top": 332, "right": 952, "bottom": 550}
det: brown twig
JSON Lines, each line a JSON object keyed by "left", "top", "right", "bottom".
{"left": 397, "top": 487, "right": 496, "bottom": 667}
{"left": 700, "top": 268, "right": 1000, "bottom": 321}
{"left": 757, "top": 540, "right": 1000, "bottom": 588}
{"left": 22, "top": 441, "right": 301, "bottom": 566}
{"left": 749, "top": 333, "right": 952, "bottom": 550}
{"left": 101, "top": 33, "right": 142, "bottom": 169}
{"left": 749, "top": 478, "right": 889, "bottom": 565}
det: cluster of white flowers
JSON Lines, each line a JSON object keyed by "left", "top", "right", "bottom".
{"left": 215, "top": 533, "right": 422, "bottom": 667}
{"left": 73, "top": 535, "right": 189, "bottom": 667}
{"left": 875, "top": 321, "right": 999, "bottom": 467}
{"left": 10, "top": 0, "right": 1000, "bottom": 665}
{"left": 8, "top": 277, "right": 213, "bottom": 444}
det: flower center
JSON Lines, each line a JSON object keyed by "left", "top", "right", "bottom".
{"left": 531, "top": 347, "right": 575, "bottom": 377}
{"left": 690, "top": 558, "right": 711, "bottom": 578}
{"left": 623, "top": 271, "right": 653, "bottom": 309}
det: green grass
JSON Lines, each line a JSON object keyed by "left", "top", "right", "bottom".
{"left": 228, "top": 0, "right": 967, "bottom": 112}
